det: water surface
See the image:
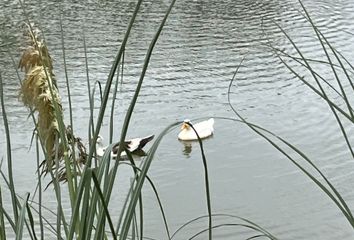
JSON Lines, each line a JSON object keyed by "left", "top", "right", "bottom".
{"left": 1, "top": 0, "right": 354, "bottom": 239}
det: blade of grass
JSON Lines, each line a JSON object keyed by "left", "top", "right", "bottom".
{"left": 109, "top": 50, "right": 124, "bottom": 143}
{"left": 251, "top": 119, "right": 354, "bottom": 223}
{"left": 70, "top": 1, "right": 145, "bottom": 235}
{"left": 263, "top": 42, "right": 347, "bottom": 101}
{"left": 76, "top": 144, "right": 114, "bottom": 240}
{"left": 115, "top": 167, "right": 136, "bottom": 236}
{"left": 298, "top": 1, "right": 354, "bottom": 97}
{"left": 271, "top": 24, "right": 352, "bottom": 122}
{"left": 277, "top": 52, "right": 354, "bottom": 159}
{"left": 83, "top": 144, "right": 114, "bottom": 240}
{"left": 35, "top": 135, "right": 44, "bottom": 240}
{"left": 59, "top": 14, "right": 73, "bottom": 129}
{"left": 246, "top": 235, "right": 268, "bottom": 240}
{"left": 272, "top": 19, "right": 354, "bottom": 159}
{"left": 132, "top": 210, "right": 137, "bottom": 240}
{"left": 84, "top": 0, "right": 143, "bottom": 168}
{"left": 59, "top": 13, "right": 79, "bottom": 191}
{"left": 228, "top": 60, "right": 354, "bottom": 227}
{"left": 54, "top": 134, "right": 62, "bottom": 239}
{"left": 186, "top": 122, "right": 212, "bottom": 240}
{"left": 125, "top": 148, "right": 144, "bottom": 240}
{"left": 0, "top": 187, "right": 6, "bottom": 240}
{"left": 89, "top": 81, "right": 101, "bottom": 167}
{"left": 0, "top": 72, "right": 18, "bottom": 226}
{"left": 0, "top": 168, "right": 67, "bottom": 237}
{"left": 119, "top": 122, "right": 179, "bottom": 239}
{"left": 77, "top": 167, "right": 92, "bottom": 240}
{"left": 92, "top": 172, "right": 117, "bottom": 240}
{"left": 67, "top": 0, "right": 143, "bottom": 235}
{"left": 93, "top": 0, "right": 175, "bottom": 236}
{"left": 171, "top": 213, "right": 277, "bottom": 240}
{"left": 101, "top": 1, "right": 177, "bottom": 238}
{"left": 188, "top": 224, "right": 268, "bottom": 240}
{"left": 15, "top": 193, "right": 29, "bottom": 240}
{"left": 333, "top": 49, "right": 354, "bottom": 92}
{"left": 83, "top": 32, "right": 95, "bottom": 148}
{"left": 119, "top": 161, "right": 171, "bottom": 239}
{"left": 22, "top": 198, "right": 59, "bottom": 238}
{"left": 297, "top": 2, "right": 353, "bottom": 120}
{"left": 26, "top": 197, "right": 38, "bottom": 240}
{"left": 1, "top": 206, "right": 15, "bottom": 234}
{"left": 113, "top": 0, "right": 177, "bottom": 162}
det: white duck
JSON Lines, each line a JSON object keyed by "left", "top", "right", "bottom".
{"left": 96, "top": 135, "right": 154, "bottom": 158}
{"left": 178, "top": 118, "right": 214, "bottom": 141}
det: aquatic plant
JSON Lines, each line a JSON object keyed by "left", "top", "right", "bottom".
{"left": 4, "top": 0, "right": 346, "bottom": 240}
{"left": 229, "top": 0, "right": 354, "bottom": 234}
{"left": 19, "top": 23, "right": 60, "bottom": 158}
{"left": 17, "top": 23, "right": 87, "bottom": 180}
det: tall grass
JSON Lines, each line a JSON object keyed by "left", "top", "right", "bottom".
{"left": 228, "top": 0, "right": 354, "bottom": 234}
{"left": 1, "top": 0, "right": 228, "bottom": 239}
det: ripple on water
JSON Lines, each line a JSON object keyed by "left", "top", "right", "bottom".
{"left": 1, "top": 0, "right": 354, "bottom": 239}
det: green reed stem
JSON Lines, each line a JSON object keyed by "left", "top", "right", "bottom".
{"left": 117, "top": 0, "right": 177, "bottom": 236}
{"left": 35, "top": 136, "right": 44, "bottom": 240}
{"left": 92, "top": 172, "right": 117, "bottom": 240}
{"left": 119, "top": 122, "right": 179, "bottom": 239}
{"left": 0, "top": 72, "right": 18, "bottom": 226}
{"left": 109, "top": 50, "right": 124, "bottom": 143}
{"left": 86, "top": 0, "right": 144, "bottom": 237}
{"left": 59, "top": 13, "right": 78, "bottom": 190}
{"left": 0, "top": 187, "right": 6, "bottom": 240}
{"left": 298, "top": 0, "right": 354, "bottom": 115}
{"left": 59, "top": 14, "right": 73, "bottom": 129}
{"left": 171, "top": 213, "right": 277, "bottom": 240}
{"left": 273, "top": 20, "right": 354, "bottom": 159}
{"left": 119, "top": 162, "right": 171, "bottom": 239}
{"left": 26, "top": 196, "right": 38, "bottom": 240}
{"left": 228, "top": 59, "right": 354, "bottom": 228}
{"left": 186, "top": 122, "right": 212, "bottom": 240}
{"left": 15, "top": 193, "right": 29, "bottom": 240}
{"left": 125, "top": 149, "right": 144, "bottom": 240}
{"left": 83, "top": 32, "right": 95, "bottom": 147}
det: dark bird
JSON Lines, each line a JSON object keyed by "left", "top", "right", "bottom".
{"left": 96, "top": 135, "right": 154, "bottom": 158}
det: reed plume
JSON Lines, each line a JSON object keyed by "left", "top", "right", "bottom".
{"left": 19, "top": 24, "right": 60, "bottom": 158}
{"left": 19, "top": 23, "right": 86, "bottom": 179}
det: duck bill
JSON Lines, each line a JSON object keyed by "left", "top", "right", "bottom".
{"left": 181, "top": 123, "right": 189, "bottom": 130}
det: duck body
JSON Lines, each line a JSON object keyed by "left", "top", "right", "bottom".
{"left": 178, "top": 118, "right": 214, "bottom": 141}
{"left": 96, "top": 135, "right": 154, "bottom": 158}
{"left": 112, "top": 135, "right": 154, "bottom": 157}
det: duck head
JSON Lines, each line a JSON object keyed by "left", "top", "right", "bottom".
{"left": 95, "top": 135, "right": 104, "bottom": 147}
{"left": 181, "top": 119, "right": 191, "bottom": 130}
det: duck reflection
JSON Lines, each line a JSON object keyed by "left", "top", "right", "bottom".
{"left": 180, "top": 135, "right": 214, "bottom": 157}
{"left": 181, "top": 141, "right": 192, "bottom": 157}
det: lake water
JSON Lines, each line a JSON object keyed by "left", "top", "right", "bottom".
{"left": 1, "top": 0, "right": 354, "bottom": 239}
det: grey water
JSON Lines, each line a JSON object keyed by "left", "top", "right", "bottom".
{"left": 1, "top": 0, "right": 354, "bottom": 239}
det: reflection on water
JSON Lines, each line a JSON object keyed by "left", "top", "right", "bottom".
{"left": 180, "top": 134, "right": 215, "bottom": 157}
{"left": 1, "top": 0, "right": 354, "bottom": 239}
{"left": 181, "top": 140, "right": 192, "bottom": 156}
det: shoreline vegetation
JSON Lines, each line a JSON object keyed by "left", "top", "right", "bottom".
{"left": 0, "top": 0, "right": 354, "bottom": 239}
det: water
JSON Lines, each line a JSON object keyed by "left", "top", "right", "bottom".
{"left": 1, "top": 0, "right": 354, "bottom": 239}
